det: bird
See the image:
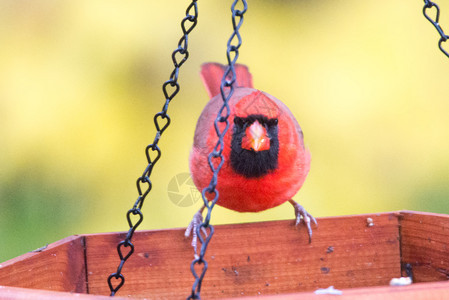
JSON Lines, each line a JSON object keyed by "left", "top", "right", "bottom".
{"left": 185, "top": 62, "right": 316, "bottom": 255}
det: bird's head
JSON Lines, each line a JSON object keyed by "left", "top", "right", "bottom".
{"left": 230, "top": 91, "right": 280, "bottom": 178}
{"left": 234, "top": 116, "right": 278, "bottom": 152}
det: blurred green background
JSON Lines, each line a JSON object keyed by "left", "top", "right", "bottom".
{"left": 0, "top": 0, "right": 448, "bottom": 262}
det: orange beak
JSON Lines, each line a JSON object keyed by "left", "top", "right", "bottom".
{"left": 241, "top": 120, "right": 270, "bottom": 151}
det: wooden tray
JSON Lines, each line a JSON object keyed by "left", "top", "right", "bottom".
{"left": 0, "top": 211, "right": 448, "bottom": 299}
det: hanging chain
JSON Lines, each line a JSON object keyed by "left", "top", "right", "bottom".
{"left": 187, "top": 1, "right": 248, "bottom": 299}
{"left": 107, "top": 0, "right": 199, "bottom": 296}
{"left": 423, "top": 0, "right": 449, "bottom": 58}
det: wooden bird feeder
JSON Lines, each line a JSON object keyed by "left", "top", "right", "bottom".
{"left": 0, "top": 210, "right": 448, "bottom": 299}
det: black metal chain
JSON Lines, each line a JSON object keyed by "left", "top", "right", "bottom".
{"left": 187, "top": 1, "right": 248, "bottom": 299}
{"left": 423, "top": 0, "right": 449, "bottom": 58}
{"left": 107, "top": 0, "right": 199, "bottom": 296}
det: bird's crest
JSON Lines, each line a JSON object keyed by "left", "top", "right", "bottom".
{"left": 200, "top": 62, "right": 254, "bottom": 98}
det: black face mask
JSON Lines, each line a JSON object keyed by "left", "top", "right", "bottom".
{"left": 230, "top": 114, "right": 279, "bottom": 178}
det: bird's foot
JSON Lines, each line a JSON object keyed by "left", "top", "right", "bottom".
{"left": 288, "top": 199, "right": 317, "bottom": 243}
{"left": 185, "top": 206, "right": 206, "bottom": 259}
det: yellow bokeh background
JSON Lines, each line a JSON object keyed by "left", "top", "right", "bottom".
{"left": 0, "top": 0, "right": 448, "bottom": 262}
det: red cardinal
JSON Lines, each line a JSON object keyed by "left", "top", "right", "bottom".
{"left": 186, "top": 63, "right": 316, "bottom": 254}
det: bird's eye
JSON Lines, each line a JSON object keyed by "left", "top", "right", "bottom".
{"left": 267, "top": 118, "right": 278, "bottom": 127}
{"left": 234, "top": 117, "right": 245, "bottom": 127}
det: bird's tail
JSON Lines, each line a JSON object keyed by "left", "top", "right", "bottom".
{"left": 200, "top": 62, "right": 254, "bottom": 98}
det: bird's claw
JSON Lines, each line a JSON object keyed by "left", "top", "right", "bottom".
{"left": 185, "top": 208, "right": 207, "bottom": 259}
{"left": 291, "top": 201, "right": 317, "bottom": 243}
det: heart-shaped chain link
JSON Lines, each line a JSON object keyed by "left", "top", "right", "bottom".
{"left": 117, "top": 241, "right": 135, "bottom": 262}
{"left": 423, "top": 0, "right": 449, "bottom": 58}
{"left": 189, "top": 1, "right": 248, "bottom": 300}
{"left": 439, "top": 37, "right": 449, "bottom": 57}
{"left": 107, "top": 274, "right": 124, "bottom": 296}
{"left": 108, "top": 0, "right": 199, "bottom": 296}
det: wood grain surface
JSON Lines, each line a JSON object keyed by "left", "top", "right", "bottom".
{"left": 223, "top": 281, "right": 449, "bottom": 300}
{"left": 0, "top": 235, "right": 86, "bottom": 293}
{"left": 1, "top": 211, "right": 448, "bottom": 299}
{"left": 400, "top": 210, "right": 449, "bottom": 282}
{"left": 0, "top": 286, "right": 127, "bottom": 300}
{"left": 86, "top": 213, "right": 400, "bottom": 298}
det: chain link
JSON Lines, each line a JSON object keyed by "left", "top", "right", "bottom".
{"left": 423, "top": 0, "right": 449, "bottom": 58}
{"left": 187, "top": 1, "right": 248, "bottom": 299}
{"left": 107, "top": 0, "right": 199, "bottom": 296}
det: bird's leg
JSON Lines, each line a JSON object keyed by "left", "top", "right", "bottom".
{"left": 288, "top": 199, "right": 317, "bottom": 243}
{"left": 185, "top": 205, "right": 206, "bottom": 258}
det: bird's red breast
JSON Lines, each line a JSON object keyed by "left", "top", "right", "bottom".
{"left": 190, "top": 63, "right": 310, "bottom": 212}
